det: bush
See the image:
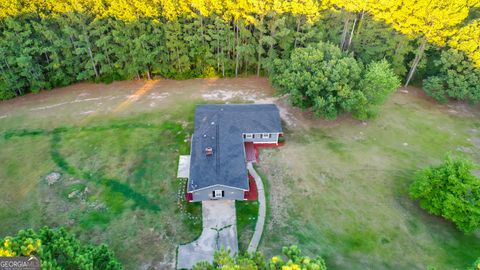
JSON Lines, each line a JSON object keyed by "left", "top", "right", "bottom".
{"left": 0, "top": 227, "right": 122, "bottom": 269}
{"left": 422, "top": 49, "right": 480, "bottom": 104}
{"left": 423, "top": 76, "right": 448, "bottom": 103}
{"left": 193, "top": 245, "right": 327, "bottom": 270}
{"left": 353, "top": 60, "right": 401, "bottom": 119}
{"left": 468, "top": 258, "right": 480, "bottom": 270}
{"left": 409, "top": 156, "right": 480, "bottom": 233}
{"left": 269, "top": 42, "right": 399, "bottom": 120}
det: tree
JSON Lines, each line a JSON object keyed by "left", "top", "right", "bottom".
{"left": 193, "top": 245, "right": 327, "bottom": 270}
{"left": 270, "top": 42, "right": 399, "bottom": 120}
{"left": 269, "top": 42, "right": 363, "bottom": 119}
{"left": 449, "top": 19, "right": 480, "bottom": 68}
{"left": 423, "top": 49, "right": 480, "bottom": 104}
{"left": 352, "top": 59, "right": 400, "bottom": 119}
{"left": 370, "top": 0, "right": 470, "bottom": 86}
{"left": 409, "top": 155, "right": 480, "bottom": 233}
{"left": 0, "top": 0, "right": 478, "bottom": 101}
{"left": 0, "top": 227, "right": 123, "bottom": 269}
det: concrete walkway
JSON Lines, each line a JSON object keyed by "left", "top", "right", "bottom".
{"left": 177, "top": 155, "right": 190, "bottom": 178}
{"left": 246, "top": 162, "right": 266, "bottom": 253}
{"left": 177, "top": 200, "right": 238, "bottom": 269}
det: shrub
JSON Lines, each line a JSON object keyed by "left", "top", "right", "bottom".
{"left": 422, "top": 49, "right": 480, "bottom": 104}
{"left": 353, "top": 60, "right": 401, "bottom": 119}
{"left": 409, "top": 156, "right": 480, "bottom": 233}
{"left": 0, "top": 227, "right": 122, "bottom": 269}
{"left": 193, "top": 245, "right": 327, "bottom": 270}
{"left": 468, "top": 257, "right": 480, "bottom": 270}
{"left": 423, "top": 76, "right": 448, "bottom": 103}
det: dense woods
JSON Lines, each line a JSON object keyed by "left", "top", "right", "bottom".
{"left": 0, "top": 0, "right": 479, "bottom": 107}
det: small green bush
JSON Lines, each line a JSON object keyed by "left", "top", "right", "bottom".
{"left": 468, "top": 257, "right": 480, "bottom": 270}
{"left": 409, "top": 155, "right": 480, "bottom": 233}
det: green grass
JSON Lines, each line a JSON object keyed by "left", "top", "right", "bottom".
{"left": 0, "top": 79, "right": 479, "bottom": 270}
{"left": 0, "top": 104, "right": 202, "bottom": 269}
{"left": 236, "top": 200, "right": 259, "bottom": 251}
{"left": 258, "top": 94, "right": 480, "bottom": 270}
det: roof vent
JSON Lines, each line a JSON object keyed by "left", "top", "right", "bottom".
{"left": 205, "top": 147, "right": 213, "bottom": 156}
{"left": 211, "top": 121, "right": 215, "bottom": 125}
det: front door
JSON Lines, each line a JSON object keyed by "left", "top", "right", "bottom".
{"left": 212, "top": 190, "right": 224, "bottom": 199}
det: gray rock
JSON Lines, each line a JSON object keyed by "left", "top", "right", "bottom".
{"left": 45, "top": 172, "right": 61, "bottom": 185}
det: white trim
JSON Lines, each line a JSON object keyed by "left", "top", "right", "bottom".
{"left": 253, "top": 141, "right": 277, "bottom": 144}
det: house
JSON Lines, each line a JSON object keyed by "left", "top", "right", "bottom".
{"left": 185, "top": 104, "right": 283, "bottom": 202}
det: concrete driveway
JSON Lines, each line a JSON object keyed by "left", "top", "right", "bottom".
{"left": 177, "top": 200, "right": 238, "bottom": 269}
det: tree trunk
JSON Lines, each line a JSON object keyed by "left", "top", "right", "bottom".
{"left": 87, "top": 45, "right": 99, "bottom": 78}
{"left": 216, "top": 23, "right": 220, "bottom": 70}
{"left": 222, "top": 46, "right": 225, "bottom": 77}
{"left": 235, "top": 20, "right": 240, "bottom": 77}
{"left": 146, "top": 65, "right": 152, "bottom": 80}
{"left": 340, "top": 13, "right": 350, "bottom": 49}
{"left": 257, "top": 17, "right": 264, "bottom": 77}
{"left": 294, "top": 17, "right": 301, "bottom": 48}
{"left": 355, "top": 11, "right": 365, "bottom": 36}
{"left": 345, "top": 16, "right": 357, "bottom": 50}
{"left": 405, "top": 39, "right": 427, "bottom": 87}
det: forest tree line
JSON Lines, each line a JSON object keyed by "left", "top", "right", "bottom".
{"left": 0, "top": 0, "right": 479, "bottom": 102}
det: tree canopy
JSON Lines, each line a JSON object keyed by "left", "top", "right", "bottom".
{"left": 270, "top": 43, "right": 399, "bottom": 119}
{"left": 0, "top": 0, "right": 479, "bottom": 115}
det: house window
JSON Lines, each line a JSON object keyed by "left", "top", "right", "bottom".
{"left": 244, "top": 133, "right": 253, "bottom": 139}
{"left": 213, "top": 190, "right": 224, "bottom": 198}
{"left": 261, "top": 133, "right": 270, "bottom": 138}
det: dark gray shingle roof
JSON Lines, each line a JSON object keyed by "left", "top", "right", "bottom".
{"left": 188, "top": 104, "right": 282, "bottom": 191}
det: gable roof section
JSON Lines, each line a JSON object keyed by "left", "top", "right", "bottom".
{"left": 188, "top": 104, "right": 282, "bottom": 192}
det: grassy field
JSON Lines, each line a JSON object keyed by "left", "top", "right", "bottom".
{"left": 0, "top": 78, "right": 479, "bottom": 269}
{"left": 257, "top": 90, "right": 480, "bottom": 269}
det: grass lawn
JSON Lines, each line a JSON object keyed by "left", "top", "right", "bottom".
{"left": 0, "top": 100, "right": 203, "bottom": 268}
{"left": 257, "top": 91, "right": 480, "bottom": 269}
{"left": 0, "top": 78, "right": 479, "bottom": 269}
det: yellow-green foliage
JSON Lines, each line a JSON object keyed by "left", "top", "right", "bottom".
{"left": 193, "top": 245, "right": 327, "bottom": 270}
{"left": 0, "top": 235, "right": 41, "bottom": 257}
{"left": 450, "top": 20, "right": 480, "bottom": 68}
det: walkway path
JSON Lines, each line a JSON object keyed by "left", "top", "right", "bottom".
{"left": 177, "top": 200, "right": 238, "bottom": 269}
{"left": 246, "top": 162, "right": 266, "bottom": 253}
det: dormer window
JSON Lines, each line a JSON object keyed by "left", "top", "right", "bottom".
{"left": 205, "top": 147, "right": 213, "bottom": 156}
